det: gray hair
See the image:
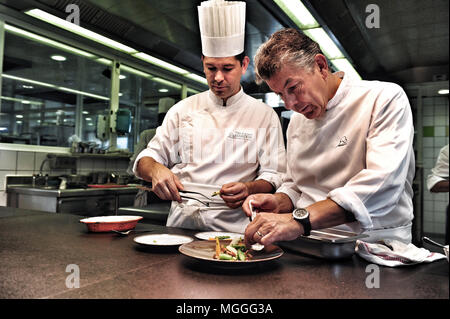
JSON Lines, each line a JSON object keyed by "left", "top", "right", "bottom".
{"left": 254, "top": 28, "right": 324, "bottom": 84}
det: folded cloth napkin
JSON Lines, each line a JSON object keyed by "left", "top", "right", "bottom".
{"left": 355, "top": 239, "right": 447, "bottom": 267}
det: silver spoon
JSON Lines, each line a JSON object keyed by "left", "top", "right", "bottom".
{"left": 112, "top": 229, "right": 153, "bottom": 236}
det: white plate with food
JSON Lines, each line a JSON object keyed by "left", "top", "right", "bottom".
{"left": 133, "top": 233, "right": 194, "bottom": 247}
{"left": 179, "top": 237, "right": 283, "bottom": 268}
{"left": 195, "top": 231, "right": 243, "bottom": 241}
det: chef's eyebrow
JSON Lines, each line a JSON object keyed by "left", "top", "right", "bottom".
{"left": 283, "top": 78, "right": 293, "bottom": 89}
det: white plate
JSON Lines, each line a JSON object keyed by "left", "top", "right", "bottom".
{"left": 80, "top": 215, "right": 142, "bottom": 223}
{"left": 133, "top": 233, "right": 193, "bottom": 247}
{"left": 195, "top": 231, "right": 244, "bottom": 241}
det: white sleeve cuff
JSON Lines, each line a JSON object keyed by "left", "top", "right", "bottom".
{"left": 328, "top": 187, "right": 373, "bottom": 231}
{"left": 257, "top": 171, "right": 283, "bottom": 190}
{"left": 276, "top": 184, "right": 301, "bottom": 209}
{"left": 132, "top": 148, "right": 167, "bottom": 179}
{"left": 426, "top": 174, "right": 446, "bottom": 191}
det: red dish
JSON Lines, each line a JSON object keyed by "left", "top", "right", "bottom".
{"left": 79, "top": 215, "right": 143, "bottom": 232}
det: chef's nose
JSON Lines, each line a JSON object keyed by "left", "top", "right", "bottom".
{"left": 214, "top": 71, "right": 224, "bottom": 82}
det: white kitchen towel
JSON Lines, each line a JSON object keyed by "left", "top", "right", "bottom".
{"left": 355, "top": 239, "right": 447, "bottom": 267}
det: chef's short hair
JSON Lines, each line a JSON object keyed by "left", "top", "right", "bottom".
{"left": 201, "top": 52, "right": 247, "bottom": 66}
{"left": 254, "top": 28, "right": 324, "bottom": 84}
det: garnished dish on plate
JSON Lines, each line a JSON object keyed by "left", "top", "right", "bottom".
{"left": 213, "top": 237, "right": 252, "bottom": 261}
{"left": 179, "top": 238, "right": 283, "bottom": 267}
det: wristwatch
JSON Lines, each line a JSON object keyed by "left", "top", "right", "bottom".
{"left": 292, "top": 208, "right": 311, "bottom": 236}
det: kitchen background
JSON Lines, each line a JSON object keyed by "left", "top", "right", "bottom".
{"left": 0, "top": 0, "right": 448, "bottom": 241}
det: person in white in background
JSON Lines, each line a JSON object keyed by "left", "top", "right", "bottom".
{"left": 133, "top": 0, "right": 286, "bottom": 233}
{"left": 242, "top": 28, "right": 415, "bottom": 246}
{"left": 426, "top": 144, "right": 449, "bottom": 244}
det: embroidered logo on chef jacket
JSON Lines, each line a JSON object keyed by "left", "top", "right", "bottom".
{"left": 337, "top": 136, "right": 348, "bottom": 147}
{"left": 227, "top": 130, "right": 254, "bottom": 141}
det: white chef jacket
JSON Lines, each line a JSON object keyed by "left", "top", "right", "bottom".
{"left": 277, "top": 72, "right": 416, "bottom": 243}
{"left": 133, "top": 88, "right": 286, "bottom": 233}
{"left": 427, "top": 144, "right": 449, "bottom": 191}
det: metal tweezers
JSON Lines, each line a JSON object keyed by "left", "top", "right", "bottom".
{"left": 137, "top": 186, "right": 210, "bottom": 207}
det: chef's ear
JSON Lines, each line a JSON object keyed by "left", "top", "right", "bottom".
{"left": 315, "top": 54, "right": 329, "bottom": 76}
{"left": 241, "top": 56, "right": 250, "bottom": 74}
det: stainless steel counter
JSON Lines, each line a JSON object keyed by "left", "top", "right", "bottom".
{"left": 7, "top": 185, "right": 138, "bottom": 215}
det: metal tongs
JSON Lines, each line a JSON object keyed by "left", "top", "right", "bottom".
{"left": 137, "top": 186, "right": 210, "bottom": 207}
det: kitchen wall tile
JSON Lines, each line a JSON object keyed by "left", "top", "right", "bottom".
{"left": 423, "top": 147, "right": 434, "bottom": 158}
{"left": 434, "top": 212, "right": 446, "bottom": 223}
{"left": 423, "top": 126, "right": 434, "bottom": 137}
{"left": 423, "top": 157, "right": 434, "bottom": 169}
{"left": 34, "top": 153, "right": 49, "bottom": 173}
{"left": 0, "top": 191, "right": 6, "bottom": 207}
{"left": 434, "top": 222, "right": 445, "bottom": 234}
{"left": 434, "top": 201, "right": 449, "bottom": 212}
{"left": 435, "top": 104, "right": 447, "bottom": 116}
{"left": 0, "top": 150, "right": 17, "bottom": 171}
{"left": 423, "top": 200, "right": 434, "bottom": 212}
{"left": 434, "top": 137, "right": 448, "bottom": 148}
{"left": 423, "top": 137, "right": 434, "bottom": 147}
{"left": 0, "top": 171, "right": 10, "bottom": 190}
{"left": 434, "top": 126, "right": 446, "bottom": 137}
{"left": 423, "top": 221, "right": 434, "bottom": 233}
{"left": 434, "top": 116, "right": 448, "bottom": 126}
{"left": 423, "top": 116, "right": 434, "bottom": 126}
{"left": 17, "top": 152, "right": 35, "bottom": 171}
{"left": 423, "top": 105, "right": 434, "bottom": 116}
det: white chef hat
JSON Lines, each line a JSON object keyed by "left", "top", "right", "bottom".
{"left": 198, "top": 0, "right": 246, "bottom": 58}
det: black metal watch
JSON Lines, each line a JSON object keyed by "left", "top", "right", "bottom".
{"left": 292, "top": 208, "right": 311, "bottom": 236}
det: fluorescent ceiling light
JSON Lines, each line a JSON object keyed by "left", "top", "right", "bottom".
{"left": 22, "top": 85, "right": 34, "bottom": 89}
{"left": 16, "top": 115, "right": 24, "bottom": 118}
{"left": 1, "top": 74, "right": 109, "bottom": 101}
{"left": 2, "top": 74, "right": 55, "bottom": 88}
{"left": 438, "top": 89, "right": 449, "bottom": 95}
{"left": 95, "top": 58, "right": 112, "bottom": 66}
{"left": 330, "top": 58, "right": 362, "bottom": 80}
{"left": 158, "top": 88, "right": 169, "bottom": 93}
{"left": 25, "top": 9, "right": 138, "bottom": 54}
{"left": 151, "top": 77, "right": 182, "bottom": 90}
{"left": 274, "top": 0, "right": 319, "bottom": 29}
{"left": 133, "top": 52, "right": 189, "bottom": 75}
{"left": 0, "top": 96, "right": 43, "bottom": 105}
{"left": 119, "top": 75, "right": 127, "bottom": 80}
{"left": 302, "top": 28, "right": 344, "bottom": 60}
{"left": 5, "top": 24, "right": 96, "bottom": 59}
{"left": 121, "top": 65, "right": 153, "bottom": 78}
{"left": 184, "top": 73, "right": 208, "bottom": 85}
{"left": 51, "top": 54, "right": 66, "bottom": 61}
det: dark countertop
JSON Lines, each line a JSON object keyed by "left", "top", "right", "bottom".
{"left": 0, "top": 207, "right": 448, "bottom": 299}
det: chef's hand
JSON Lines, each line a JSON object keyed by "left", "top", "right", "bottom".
{"left": 242, "top": 194, "right": 280, "bottom": 217}
{"left": 219, "top": 182, "right": 249, "bottom": 209}
{"left": 137, "top": 157, "right": 184, "bottom": 202}
{"left": 244, "top": 213, "right": 302, "bottom": 247}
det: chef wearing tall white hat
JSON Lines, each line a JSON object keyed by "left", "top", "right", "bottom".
{"left": 133, "top": 0, "right": 286, "bottom": 233}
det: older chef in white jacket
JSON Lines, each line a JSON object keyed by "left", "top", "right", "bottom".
{"left": 133, "top": 0, "right": 286, "bottom": 233}
{"left": 242, "top": 28, "right": 415, "bottom": 245}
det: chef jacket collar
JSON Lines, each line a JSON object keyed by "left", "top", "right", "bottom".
{"left": 326, "top": 71, "right": 348, "bottom": 112}
{"left": 208, "top": 86, "right": 245, "bottom": 108}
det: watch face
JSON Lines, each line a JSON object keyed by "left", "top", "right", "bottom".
{"left": 294, "top": 208, "right": 308, "bottom": 219}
